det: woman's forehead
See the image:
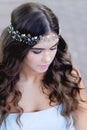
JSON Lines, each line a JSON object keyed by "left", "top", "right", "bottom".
{"left": 33, "top": 32, "right": 59, "bottom": 48}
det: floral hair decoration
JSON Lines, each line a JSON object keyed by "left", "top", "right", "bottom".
{"left": 8, "top": 23, "right": 61, "bottom": 45}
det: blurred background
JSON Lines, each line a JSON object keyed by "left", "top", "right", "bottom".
{"left": 0, "top": 0, "right": 87, "bottom": 91}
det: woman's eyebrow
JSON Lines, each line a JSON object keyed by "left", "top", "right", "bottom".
{"left": 32, "top": 43, "right": 58, "bottom": 50}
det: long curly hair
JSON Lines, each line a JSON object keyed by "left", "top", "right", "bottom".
{"left": 0, "top": 2, "right": 81, "bottom": 126}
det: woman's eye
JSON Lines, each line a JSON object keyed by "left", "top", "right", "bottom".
{"left": 50, "top": 47, "right": 57, "bottom": 50}
{"left": 32, "top": 50, "right": 42, "bottom": 54}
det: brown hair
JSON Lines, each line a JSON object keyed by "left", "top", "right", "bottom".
{"left": 0, "top": 2, "right": 81, "bottom": 127}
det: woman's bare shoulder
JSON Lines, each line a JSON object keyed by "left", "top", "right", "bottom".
{"left": 72, "top": 66, "right": 87, "bottom": 130}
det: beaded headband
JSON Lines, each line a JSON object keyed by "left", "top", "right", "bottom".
{"left": 8, "top": 23, "right": 61, "bottom": 45}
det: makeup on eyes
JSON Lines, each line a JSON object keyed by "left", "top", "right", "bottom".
{"left": 31, "top": 43, "right": 58, "bottom": 54}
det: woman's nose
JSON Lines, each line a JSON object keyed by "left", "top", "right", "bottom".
{"left": 42, "top": 51, "right": 51, "bottom": 63}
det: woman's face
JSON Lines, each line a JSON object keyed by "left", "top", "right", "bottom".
{"left": 23, "top": 32, "right": 59, "bottom": 73}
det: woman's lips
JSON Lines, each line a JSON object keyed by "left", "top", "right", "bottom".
{"left": 39, "top": 64, "right": 49, "bottom": 69}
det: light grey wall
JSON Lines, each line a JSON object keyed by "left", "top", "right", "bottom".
{"left": 0, "top": 0, "right": 87, "bottom": 88}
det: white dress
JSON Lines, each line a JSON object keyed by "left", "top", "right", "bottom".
{"left": 0, "top": 104, "right": 75, "bottom": 130}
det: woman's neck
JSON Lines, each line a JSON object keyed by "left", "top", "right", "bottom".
{"left": 19, "top": 65, "right": 45, "bottom": 83}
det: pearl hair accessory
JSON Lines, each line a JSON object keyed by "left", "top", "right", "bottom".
{"left": 8, "top": 23, "right": 61, "bottom": 45}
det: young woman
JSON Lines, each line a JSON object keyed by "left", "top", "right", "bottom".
{"left": 0, "top": 2, "right": 87, "bottom": 130}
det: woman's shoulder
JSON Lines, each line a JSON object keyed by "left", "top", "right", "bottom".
{"left": 72, "top": 67, "right": 87, "bottom": 130}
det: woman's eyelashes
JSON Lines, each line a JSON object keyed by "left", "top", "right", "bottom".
{"left": 31, "top": 46, "right": 57, "bottom": 54}
{"left": 50, "top": 46, "right": 57, "bottom": 50}
{"left": 31, "top": 50, "right": 42, "bottom": 54}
